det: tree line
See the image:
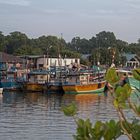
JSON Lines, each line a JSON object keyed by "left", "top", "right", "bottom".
{"left": 0, "top": 31, "right": 140, "bottom": 66}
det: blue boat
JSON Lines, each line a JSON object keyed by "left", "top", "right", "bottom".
{"left": 0, "top": 68, "right": 23, "bottom": 91}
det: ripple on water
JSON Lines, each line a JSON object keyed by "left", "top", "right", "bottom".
{"left": 0, "top": 92, "right": 127, "bottom": 140}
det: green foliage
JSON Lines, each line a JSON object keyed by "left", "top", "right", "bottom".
{"left": 132, "top": 69, "right": 140, "bottom": 81}
{"left": 103, "top": 120, "right": 122, "bottom": 140}
{"left": 14, "top": 45, "right": 43, "bottom": 55}
{"left": 74, "top": 119, "right": 93, "bottom": 140}
{"left": 62, "top": 103, "right": 77, "bottom": 116}
{"left": 62, "top": 104, "right": 123, "bottom": 140}
{"left": 105, "top": 68, "right": 119, "bottom": 85}
{"left": 114, "top": 84, "right": 131, "bottom": 108}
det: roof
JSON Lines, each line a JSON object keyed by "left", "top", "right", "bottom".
{"left": 0, "top": 52, "right": 25, "bottom": 63}
{"left": 123, "top": 53, "right": 136, "bottom": 61}
{"left": 81, "top": 54, "right": 91, "bottom": 60}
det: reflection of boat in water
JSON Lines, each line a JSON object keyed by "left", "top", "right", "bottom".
{"left": 75, "top": 94, "right": 100, "bottom": 102}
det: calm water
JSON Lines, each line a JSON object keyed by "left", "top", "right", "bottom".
{"left": 0, "top": 91, "right": 133, "bottom": 140}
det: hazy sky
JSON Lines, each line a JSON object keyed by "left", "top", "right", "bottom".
{"left": 0, "top": 0, "right": 140, "bottom": 43}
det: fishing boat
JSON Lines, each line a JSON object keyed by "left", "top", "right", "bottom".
{"left": 62, "top": 70, "right": 106, "bottom": 94}
{"left": 63, "top": 81, "right": 105, "bottom": 94}
{"left": 23, "top": 69, "right": 50, "bottom": 92}
{"left": 44, "top": 66, "right": 65, "bottom": 93}
{"left": 0, "top": 69, "right": 23, "bottom": 91}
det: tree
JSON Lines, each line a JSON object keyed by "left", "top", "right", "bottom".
{"left": 14, "top": 45, "right": 43, "bottom": 55}
{"left": 0, "top": 31, "right": 7, "bottom": 51}
{"left": 96, "top": 31, "right": 117, "bottom": 48}
{"left": 6, "top": 31, "right": 28, "bottom": 54}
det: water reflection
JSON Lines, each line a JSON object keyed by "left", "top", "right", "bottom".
{"left": 0, "top": 92, "right": 119, "bottom": 140}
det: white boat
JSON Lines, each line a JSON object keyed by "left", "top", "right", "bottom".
{"left": 0, "top": 88, "right": 3, "bottom": 94}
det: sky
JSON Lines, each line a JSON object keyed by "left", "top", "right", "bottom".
{"left": 0, "top": 0, "right": 140, "bottom": 43}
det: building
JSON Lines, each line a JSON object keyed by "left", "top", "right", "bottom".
{"left": 124, "top": 54, "right": 140, "bottom": 68}
{"left": 0, "top": 52, "right": 25, "bottom": 70}
{"left": 37, "top": 57, "right": 80, "bottom": 69}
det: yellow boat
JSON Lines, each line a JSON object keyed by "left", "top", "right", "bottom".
{"left": 24, "top": 82, "right": 44, "bottom": 92}
{"left": 63, "top": 81, "right": 105, "bottom": 94}
{"left": 23, "top": 69, "right": 50, "bottom": 92}
{"left": 62, "top": 70, "right": 106, "bottom": 94}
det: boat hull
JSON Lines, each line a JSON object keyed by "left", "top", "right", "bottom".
{"left": 44, "top": 82, "right": 63, "bottom": 93}
{"left": 0, "top": 81, "right": 22, "bottom": 91}
{"left": 24, "top": 83, "right": 44, "bottom": 92}
{"left": 63, "top": 81, "right": 106, "bottom": 94}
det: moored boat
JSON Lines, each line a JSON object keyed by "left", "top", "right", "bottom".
{"left": 62, "top": 69, "right": 106, "bottom": 94}
{"left": 0, "top": 70, "right": 24, "bottom": 92}
{"left": 62, "top": 81, "right": 106, "bottom": 94}
{"left": 23, "top": 69, "right": 50, "bottom": 92}
{"left": 24, "top": 82, "right": 44, "bottom": 92}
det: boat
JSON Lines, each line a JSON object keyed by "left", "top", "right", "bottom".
{"left": 0, "top": 70, "right": 23, "bottom": 91}
{"left": 23, "top": 69, "right": 50, "bottom": 92}
{"left": 45, "top": 81, "right": 63, "bottom": 93}
{"left": 43, "top": 66, "right": 67, "bottom": 93}
{"left": 116, "top": 69, "right": 140, "bottom": 90}
{"left": 63, "top": 81, "right": 106, "bottom": 94}
{"left": 62, "top": 70, "right": 106, "bottom": 94}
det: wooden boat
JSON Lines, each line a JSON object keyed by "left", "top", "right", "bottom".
{"left": 44, "top": 81, "right": 63, "bottom": 93}
{"left": 43, "top": 66, "right": 66, "bottom": 93}
{"left": 63, "top": 81, "right": 106, "bottom": 94}
{"left": 24, "top": 82, "right": 44, "bottom": 92}
{"left": 62, "top": 70, "right": 106, "bottom": 94}
{"left": 0, "top": 70, "right": 23, "bottom": 91}
{"left": 23, "top": 69, "right": 50, "bottom": 92}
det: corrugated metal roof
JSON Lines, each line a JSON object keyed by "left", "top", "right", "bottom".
{"left": 0, "top": 52, "right": 25, "bottom": 63}
{"left": 123, "top": 53, "right": 136, "bottom": 61}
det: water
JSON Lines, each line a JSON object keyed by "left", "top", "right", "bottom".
{"left": 0, "top": 92, "right": 127, "bottom": 140}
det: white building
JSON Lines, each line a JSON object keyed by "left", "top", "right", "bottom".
{"left": 124, "top": 54, "right": 140, "bottom": 68}
{"left": 37, "top": 57, "right": 80, "bottom": 69}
